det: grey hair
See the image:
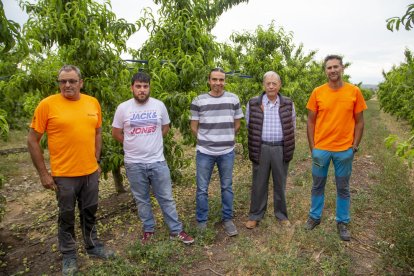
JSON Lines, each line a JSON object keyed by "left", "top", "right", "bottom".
{"left": 263, "top": 71, "right": 281, "bottom": 83}
{"left": 58, "top": 65, "right": 82, "bottom": 79}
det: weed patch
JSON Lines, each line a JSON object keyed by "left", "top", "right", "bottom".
{"left": 363, "top": 100, "right": 414, "bottom": 274}
{"left": 1, "top": 101, "right": 414, "bottom": 275}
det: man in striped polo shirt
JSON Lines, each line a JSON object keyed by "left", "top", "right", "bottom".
{"left": 190, "top": 67, "right": 244, "bottom": 236}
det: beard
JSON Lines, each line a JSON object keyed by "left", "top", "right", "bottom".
{"left": 328, "top": 73, "right": 342, "bottom": 82}
{"left": 133, "top": 93, "right": 150, "bottom": 104}
{"left": 210, "top": 84, "right": 224, "bottom": 95}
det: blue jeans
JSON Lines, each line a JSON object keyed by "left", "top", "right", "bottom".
{"left": 125, "top": 161, "right": 182, "bottom": 234}
{"left": 196, "top": 150, "right": 235, "bottom": 223}
{"left": 309, "top": 148, "right": 354, "bottom": 223}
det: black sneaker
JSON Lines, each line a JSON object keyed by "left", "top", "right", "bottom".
{"left": 62, "top": 255, "right": 77, "bottom": 276}
{"left": 337, "top": 222, "right": 351, "bottom": 241}
{"left": 304, "top": 217, "right": 321, "bottom": 230}
{"left": 87, "top": 245, "right": 116, "bottom": 259}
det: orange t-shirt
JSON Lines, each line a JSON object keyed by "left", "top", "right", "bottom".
{"left": 306, "top": 82, "right": 367, "bottom": 151}
{"left": 30, "top": 93, "right": 102, "bottom": 176}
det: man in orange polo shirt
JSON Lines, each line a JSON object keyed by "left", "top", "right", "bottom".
{"left": 304, "top": 55, "right": 367, "bottom": 241}
{"left": 27, "top": 65, "right": 114, "bottom": 275}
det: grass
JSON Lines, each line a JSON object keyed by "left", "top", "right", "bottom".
{"left": 0, "top": 129, "right": 28, "bottom": 150}
{"left": 85, "top": 119, "right": 358, "bottom": 275}
{"left": 0, "top": 154, "right": 28, "bottom": 177}
{"left": 364, "top": 101, "right": 414, "bottom": 273}
{"left": 2, "top": 99, "right": 414, "bottom": 275}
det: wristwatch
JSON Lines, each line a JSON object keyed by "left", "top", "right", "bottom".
{"left": 352, "top": 146, "right": 359, "bottom": 153}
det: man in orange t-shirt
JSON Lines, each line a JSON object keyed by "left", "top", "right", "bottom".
{"left": 27, "top": 65, "right": 114, "bottom": 275}
{"left": 304, "top": 55, "right": 367, "bottom": 241}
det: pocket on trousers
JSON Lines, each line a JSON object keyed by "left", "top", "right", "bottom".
{"left": 312, "top": 149, "right": 324, "bottom": 168}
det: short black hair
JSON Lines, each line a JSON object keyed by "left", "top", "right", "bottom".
{"left": 131, "top": 72, "right": 151, "bottom": 85}
{"left": 323, "top": 55, "right": 343, "bottom": 68}
{"left": 209, "top": 67, "right": 225, "bottom": 79}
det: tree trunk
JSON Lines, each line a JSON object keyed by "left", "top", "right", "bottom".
{"left": 112, "top": 167, "right": 126, "bottom": 193}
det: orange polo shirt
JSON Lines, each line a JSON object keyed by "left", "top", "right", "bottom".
{"left": 30, "top": 93, "right": 102, "bottom": 176}
{"left": 306, "top": 82, "right": 367, "bottom": 151}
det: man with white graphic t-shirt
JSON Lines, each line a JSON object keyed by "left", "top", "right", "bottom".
{"left": 112, "top": 72, "right": 194, "bottom": 245}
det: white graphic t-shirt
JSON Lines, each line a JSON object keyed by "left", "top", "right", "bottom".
{"left": 112, "top": 97, "right": 170, "bottom": 163}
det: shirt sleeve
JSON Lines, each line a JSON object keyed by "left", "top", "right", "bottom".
{"left": 292, "top": 102, "right": 296, "bottom": 130}
{"left": 190, "top": 97, "right": 199, "bottom": 120}
{"left": 112, "top": 104, "right": 124, "bottom": 129}
{"left": 95, "top": 98, "right": 102, "bottom": 128}
{"left": 234, "top": 96, "right": 244, "bottom": 119}
{"left": 354, "top": 87, "right": 368, "bottom": 114}
{"left": 161, "top": 102, "right": 171, "bottom": 125}
{"left": 306, "top": 89, "right": 318, "bottom": 112}
{"left": 30, "top": 100, "right": 48, "bottom": 134}
{"left": 245, "top": 101, "right": 250, "bottom": 125}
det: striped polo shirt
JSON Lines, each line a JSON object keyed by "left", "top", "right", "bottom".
{"left": 190, "top": 91, "right": 244, "bottom": 156}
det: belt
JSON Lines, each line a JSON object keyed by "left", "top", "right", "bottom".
{"left": 262, "top": 141, "right": 284, "bottom": 146}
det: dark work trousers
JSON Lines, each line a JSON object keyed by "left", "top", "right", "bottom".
{"left": 249, "top": 144, "right": 289, "bottom": 221}
{"left": 54, "top": 170, "right": 100, "bottom": 256}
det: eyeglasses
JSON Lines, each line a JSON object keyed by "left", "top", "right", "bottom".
{"left": 57, "top": 79, "right": 79, "bottom": 85}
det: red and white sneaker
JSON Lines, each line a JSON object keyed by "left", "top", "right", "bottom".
{"left": 141, "top": 232, "right": 154, "bottom": 245}
{"left": 170, "top": 231, "right": 194, "bottom": 245}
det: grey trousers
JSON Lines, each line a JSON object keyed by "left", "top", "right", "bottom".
{"left": 54, "top": 170, "right": 100, "bottom": 256}
{"left": 249, "top": 144, "right": 289, "bottom": 221}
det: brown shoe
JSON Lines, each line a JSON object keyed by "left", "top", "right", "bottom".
{"left": 245, "top": 220, "right": 257, "bottom": 229}
{"left": 279, "top": 220, "right": 291, "bottom": 227}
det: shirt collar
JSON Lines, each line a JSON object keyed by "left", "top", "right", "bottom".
{"left": 263, "top": 93, "right": 278, "bottom": 105}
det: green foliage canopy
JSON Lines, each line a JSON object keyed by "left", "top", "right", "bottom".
{"left": 378, "top": 49, "right": 414, "bottom": 166}
{"left": 0, "top": 1, "right": 28, "bottom": 54}
{"left": 378, "top": 49, "right": 414, "bottom": 127}
{"left": 4, "top": 0, "right": 138, "bottom": 178}
{"left": 0, "top": 1, "right": 30, "bottom": 134}
{"left": 387, "top": 3, "right": 414, "bottom": 31}
{"left": 133, "top": 0, "right": 249, "bottom": 179}
{"left": 222, "top": 22, "right": 327, "bottom": 118}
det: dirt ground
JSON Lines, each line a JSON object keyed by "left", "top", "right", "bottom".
{"left": 0, "top": 151, "right": 136, "bottom": 275}
{"left": 0, "top": 149, "right": 385, "bottom": 276}
{"left": 2, "top": 108, "right": 412, "bottom": 275}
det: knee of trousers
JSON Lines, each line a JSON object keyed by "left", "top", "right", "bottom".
{"left": 59, "top": 210, "right": 75, "bottom": 229}
{"left": 311, "top": 175, "right": 327, "bottom": 196}
{"left": 81, "top": 205, "right": 98, "bottom": 219}
{"left": 196, "top": 186, "right": 209, "bottom": 195}
{"left": 336, "top": 176, "right": 350, "bottom": 198}
{"left": 221, "top": 184, "right": 233, "bottom": 192}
